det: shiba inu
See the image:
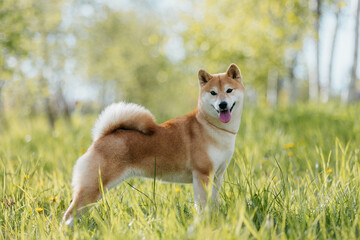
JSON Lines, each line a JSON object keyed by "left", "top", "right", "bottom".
{"left": 63, "top": 63, "right": 245, "bottom": 225}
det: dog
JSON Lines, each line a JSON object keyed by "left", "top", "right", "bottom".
{"left": 63, "top": 63, "right": 245, "bottom": 226}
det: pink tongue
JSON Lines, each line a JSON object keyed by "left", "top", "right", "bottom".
{"left": 219, "top": 110, "right": 231, "bottom": 123}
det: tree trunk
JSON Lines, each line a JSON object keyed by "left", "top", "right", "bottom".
{"left": 312, "top": 0, "right": 321, "bottom": 102}
{"left": 57, "top": 85, "right": 72, "bottom": 125}
{"left": 45, "top": 97, "right": 56, "bottom": 130}
{"left": 348, "top": 0, "right": 360, "bottom": 103}
{"left": 267, "top": 69, "right": 278, "bottom": 106}
{"left": 0, "top": 80, "right": 4, "bottom": 117}
{"left": 40, "top": 32, "right": 57, "bottom": 130}
{"left": 289, "top": 54, "right": 298, "bottom": 104}
{"left": 100, "top": 80, "right": 107, "bottom": 108}
{"left": 310, "top": 0, "right": 321, "bottom": 102}
{"left": 325, "top": 10, "right": 340, "bottom": 102}
{"left": 40, "top": 75, "right": 56, "bottom": 130}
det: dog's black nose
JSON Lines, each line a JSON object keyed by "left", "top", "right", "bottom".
{"left": 219, "top": 101, "right": 228, "bottom": 110}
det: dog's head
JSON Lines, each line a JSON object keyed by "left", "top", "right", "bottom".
{"left": 198, "top": 63, "right": 245, "bottom": 124}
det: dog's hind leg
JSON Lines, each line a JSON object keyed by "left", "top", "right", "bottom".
{"left": 62, "top": 185, "right": 100, "bottom": 226}
{"left": 62, "top": 150, "right": 135, "bottom": 226}
{"left": 62, "top": 151, "right": 102, "bottom": 226}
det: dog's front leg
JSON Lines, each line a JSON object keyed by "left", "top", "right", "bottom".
{"left": 211, "top": 167, "right": 226, "bottom": 209}
{"left": 192, "top": 171, "right": 210, "bottom": 211}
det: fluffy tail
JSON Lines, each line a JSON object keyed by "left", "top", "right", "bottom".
{"left": 92, "top": 102, "right": 157, "bottom": 141}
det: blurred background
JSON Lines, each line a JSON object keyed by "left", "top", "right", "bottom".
{"left": 0, "top": 0, "right": 359, "bottom": 129}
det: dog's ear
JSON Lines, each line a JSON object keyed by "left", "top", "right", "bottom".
{"left": 198, "top": 69, "right": 212, "bottom": 86}
{"left": 226, "top": 63, "right": 242, "bottom": 82}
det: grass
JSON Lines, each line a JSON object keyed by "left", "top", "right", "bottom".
{"left": 0, "top": 103, "right": 359, "bottom": 239}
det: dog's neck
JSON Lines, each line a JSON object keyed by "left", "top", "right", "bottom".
{"left": 196, "top": 102, "right": 243, "bottom": 136}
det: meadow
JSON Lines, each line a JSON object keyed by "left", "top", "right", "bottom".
{"left": 0, "top": 103, "right": 359, "bottom": 239}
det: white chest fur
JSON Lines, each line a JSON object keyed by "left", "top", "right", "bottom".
{"left": 207, "top": 135, "right": 236, "bottom": 173}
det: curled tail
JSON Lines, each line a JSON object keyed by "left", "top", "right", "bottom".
{"left": 92, "top": 102, "right": 157, "bottom": 141}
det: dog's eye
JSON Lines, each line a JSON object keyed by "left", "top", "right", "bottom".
{"left": 226, "top": 88, "right": 233, "bottom": 93}
{"left": 210, "top": 91, "right": 217, "bottom": 96}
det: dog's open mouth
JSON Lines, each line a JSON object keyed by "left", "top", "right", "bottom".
{"left": 214, "top": 102, "right": 235, "bottom": 124}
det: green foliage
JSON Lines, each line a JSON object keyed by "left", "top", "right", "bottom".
{"left": 73, "top": 5, "right": 198, "bottom": 119}
{"left": 1, "top": 0, "right": 322, "bottom": 121}
{"left": 180, "top": 0, "right": 311, "bottom": 96}
{"left": 0, "top": 104, "right": 359, "bottom": 239}
{"left": 0, "top": 0, "right": 31, "bottom": 79}
{"left": 1, "top": 0, "right": 68, "bottom": 118}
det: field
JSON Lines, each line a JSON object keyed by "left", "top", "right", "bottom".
{"left": 0, "top": 103, "right": 359, "bottom": 239}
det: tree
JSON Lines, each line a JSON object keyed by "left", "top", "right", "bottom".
{"left": 0, "top": 0, "right": 33, "bottom": 117}
{"left": 0, "top": 0, "right": 72, "bottom": 129}
{"left": 348, "top": 0, "right": 360, "bottom": 102}
{"left": 308, "top": 0, "right": 322, "bottom": 102}
{"left": 325, "top": 1, "right": 344, "bottom": 102}
{"left": 180, "top": 0, "right": 311, "bottom": 105}
{"left": 74, "top": 6, "right": 190, "bottom": 120}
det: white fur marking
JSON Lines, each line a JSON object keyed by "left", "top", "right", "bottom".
{"left": 92, "top": 102, "right": 155, "bottom": 141}
{"left": 106, "top": 168, "right": 144, "bottom": 190}
{"left": 208, "top": 144, "right": 235, "bottom": 173}
{"left": 71, "top": 151, "right": 91, "bottom": 193}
